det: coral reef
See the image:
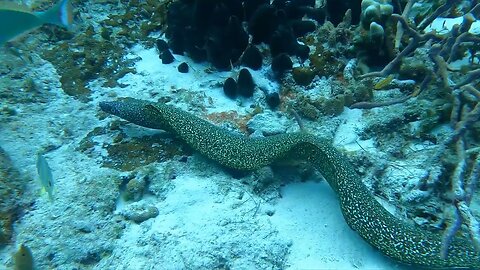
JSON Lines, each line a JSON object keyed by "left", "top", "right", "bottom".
{"left": 99, "top": 98, "right": 480, "bottom": 268}
{"left": 353, "top": 0, "right": 396, "bottom": 66}
{"left": 326, "top": 0, "right": 362, "bottom": 25}
{"left": 77, "top": 121, "right": 190, "bottom": 172}
{"left": 122, "top": 174, "right": 147, "bottom": 202}
{"left": 120, "top": 202, "right": 159, "bottom": 223}
{"left": 246, "top": 110, "right": 291, "bottom": 136}
{"left": 356, "top": 1, "right": 480, "bottom": 256}
{"left": 0, "top": 147, "right": 29, "bottom": 246}
{"left": 360, "top": 0, "right": 393, "bottom": 29}
{"left": 165, "top": 0, "right": 323, "bottom": 71}
{"left": 3, "top": 0, "right": 480, "bottom": 269}
{"left": 237, "top": 68, "right": 256, "bottom": 98}
{"left": 40, "top": 0, "right": 172, "bottom": 101}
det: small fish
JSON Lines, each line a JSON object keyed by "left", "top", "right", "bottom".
{"left": 13, "top": 244, "right": 34, "bottom": 270}
{"left": 36, "top": 153, "right": 54, "bottom": 201}
{"left": 374, "top": 74, "right": 394, "bottom": 90}
{"left": 0, "top": 0, "right": 73, "bottom": 45}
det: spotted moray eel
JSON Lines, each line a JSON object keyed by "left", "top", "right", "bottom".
{"left": 100, "top": 98, "right": 480, "bottom": 269}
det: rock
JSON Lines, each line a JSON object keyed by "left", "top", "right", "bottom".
{"left": 121, "top": 202, "right": 159, "bottom": 223}
{"left": 247, "top": 111, "right": 289, "bottom": 136}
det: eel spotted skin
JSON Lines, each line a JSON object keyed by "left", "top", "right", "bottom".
{"left": 100, "top": 98, "right": 480, "bottom": 269}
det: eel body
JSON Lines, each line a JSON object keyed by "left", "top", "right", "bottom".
{"left": 100, "top": 98, "right": 480, "bottom": 269}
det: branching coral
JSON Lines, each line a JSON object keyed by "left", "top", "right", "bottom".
{"left": 359, "top": 14, "right": 440, "bottom": 79}
{"left": 433, "top": 84, "right": 480, "bottom": 258}
{"left": 361, "top": 3, "right": 480, "bottom": 80}
{"left": 355, "top": 0, "right": 480, "bottom": 259}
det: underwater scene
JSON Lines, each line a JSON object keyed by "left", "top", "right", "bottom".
{"left": 1, "top": 0, "right": 480, "bottom": 269}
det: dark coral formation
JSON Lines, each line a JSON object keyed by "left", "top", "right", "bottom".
{"left": 165, "top": 0, "right": 324, "bottom": 71}
{"left": 0, "top": 147, "right": 29, "bottom": 245}
{"left": 177, "top": 62, "right": 189, "bottom": 73}
{"left": 237, "top": 68, "right": 256, "bottom": 97}
{"left": 223, "top": 77, "right": 238, "bottom": 99}
{"left": 222, "top": 68, "right": 257, "bottom": 99}
{"left": 326, "top": 0, "right": 362, "bottom": 25}
{"left": 241, "top": 46, "right": 263, "bottom": 70}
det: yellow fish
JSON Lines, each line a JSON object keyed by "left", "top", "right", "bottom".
{"left": 374, "top": 74, "right": 394, "bottom": 90}
{"left": 36, "top": 153, "right": 54, "bottom": 201}
{"left": 0, "top": 0, "right": 73, "bottom": 45}
{"left": 13, "top": 244, "right": 34, "bottom": 270}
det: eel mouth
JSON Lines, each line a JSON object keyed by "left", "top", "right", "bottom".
{"left": 99, "top": 101, "right": 119, "bottom": 116}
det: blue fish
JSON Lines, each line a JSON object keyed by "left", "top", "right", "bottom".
{"left": 0, "top": 0, "right": 73, "bottom": 45}
{"left": 36, "top": 153, "right": 54, "bottom": 201}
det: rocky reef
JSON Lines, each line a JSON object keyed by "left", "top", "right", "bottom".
{"left": 0, "top": 147, "right": 29, "bottom": 246}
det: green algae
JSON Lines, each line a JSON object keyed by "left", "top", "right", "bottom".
{"left": 309, "top": 44, "right": 346, "bottom": 77}
{"left": 41, "top": 27, "right": 135, "bottom": 101}
{"left": 104, "top": 134, "right": 187, "bottom": 171}
{"left": 41, "top": 0, "right": 172, "bottom": 101}
{"left": 78, "top": 124, "right": 190, "bottom": 172}
{"left": 292, "top": 67, "right": 316, "bottom": 86}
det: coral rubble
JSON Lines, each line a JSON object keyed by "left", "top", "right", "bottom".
{"left": 0, "top": 147, "right": 29, "bottom": 245}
